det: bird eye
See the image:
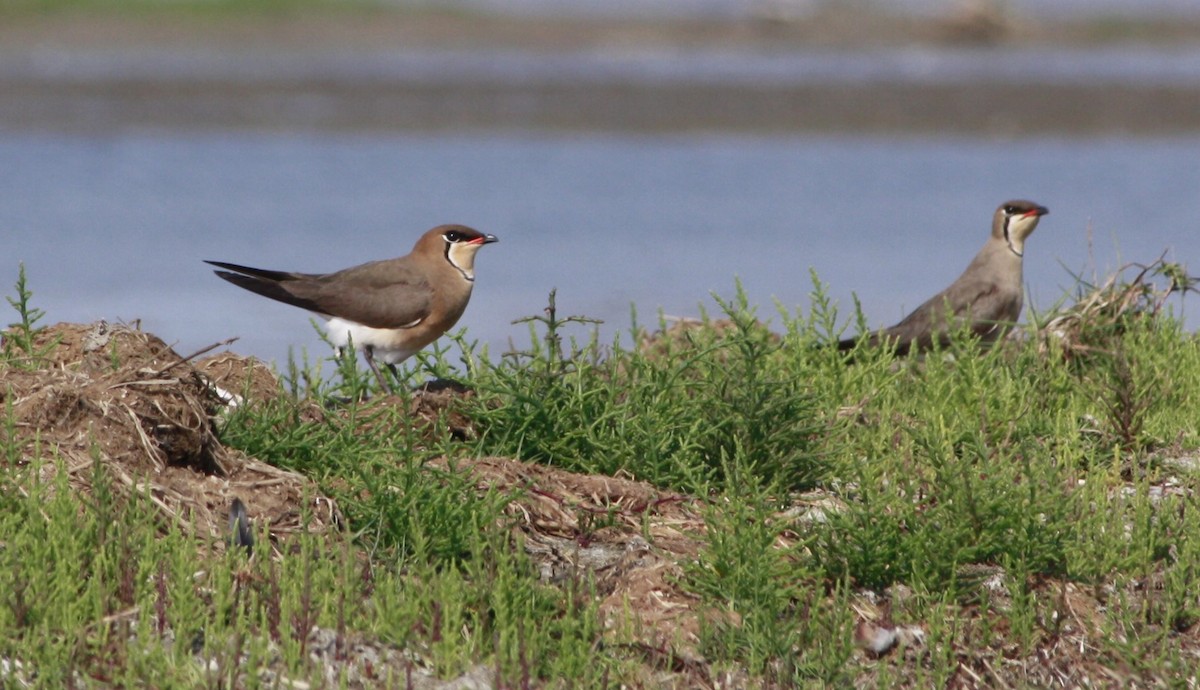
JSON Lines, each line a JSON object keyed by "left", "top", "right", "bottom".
{"left": 444, "top": 230, "right": 463, "bottom": 242}
{"left": 1003, "top": 205, "right": 1018, "bottom": 215}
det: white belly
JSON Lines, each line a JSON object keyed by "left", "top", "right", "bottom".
{"left": 325, "top": 317, "right": 419, "bottom": 364}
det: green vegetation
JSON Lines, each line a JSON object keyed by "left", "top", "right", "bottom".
{"left": 2, "top": 263, "right": 57, "bottom": 366}
{"left": 2, "top": 260, "right": 1199, "bottom": 687}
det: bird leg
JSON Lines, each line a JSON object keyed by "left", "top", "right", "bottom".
{"left": 362, "top": 345, "right": 396, "bottom": 395}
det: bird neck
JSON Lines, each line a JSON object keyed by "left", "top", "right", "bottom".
{"left": 444, "top": 243, "right": 480, "bottom": 282}
{"left": 1001, "top": 217, "right": 1025, "bottom": 257}
{"left": 1001, "top": 214, "right": 1039, "bottom": 258}
{"left": 1005, "top": 233, "right": 1025, "bottom": 257}
{"left": 973, "top": 237, "right": 1024, "bottom": 278}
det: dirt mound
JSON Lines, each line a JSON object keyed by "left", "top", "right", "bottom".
{"left": 194, "top": 350, "right": 285, "bottom": 407}
{"left": 434, "top": 456, "right": 709, "bottom": 655}
{"left": 637, "top": 317, "right": 780, "bottom": 363}
{"left": 345, "top": 378, "right": 480, "bottom": 443}
{"left": 1, "top": 321, "right": 338, "bottom": 551}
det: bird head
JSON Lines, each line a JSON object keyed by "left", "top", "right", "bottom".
{"left": 994, "top": 200, "right": 1048, "bottom": 257}
{"left": 417, "top": 224, "right": 499, "bottom": 282}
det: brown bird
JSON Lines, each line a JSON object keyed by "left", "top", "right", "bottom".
{"left": 207, "top": 224, "right": 498, "bottom": 392}
{"left": 838, "top": 200, "right": 1048, "bottom": 356}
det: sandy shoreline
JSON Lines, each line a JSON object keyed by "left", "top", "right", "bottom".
{"left": 3, "top": 9, "right": 1200, "bottom": 135}
{"left": 6, "top": 7, "right": 1200, "bottom": 52}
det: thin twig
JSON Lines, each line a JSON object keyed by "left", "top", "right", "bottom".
{"left": 153, "top": 337, "right": 239, "bottom": 376}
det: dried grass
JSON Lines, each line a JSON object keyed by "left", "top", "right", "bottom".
{"left": 1036, "top": 256, "right": 1196, "bottom": 358}
{"left": 1, "top": 321, "right": 339, "bottom": 554}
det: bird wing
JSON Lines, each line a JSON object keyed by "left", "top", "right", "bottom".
{"left": 295, "top": 259, "right": 435, "bottom": 330}
{"left": 208, "top": 258, "right": 434, "bottom": 329}
{"left": 882, "top": 278, "right": 1019, "bottom": 351}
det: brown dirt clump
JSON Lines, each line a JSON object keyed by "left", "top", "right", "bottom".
{"left": 0, "top": 321, "right": 338, "bottom": 552}
{"left": 637, "top": 317, "right": 781, "bottom": 365}
{"left": 194, "top": 350, "right": 285, "bottom": 407}
{"left": 402, "top": 378, "right": 479, "bottom": 441}
{"left": 432, "top": 456, "right": 709, "bottom": 655}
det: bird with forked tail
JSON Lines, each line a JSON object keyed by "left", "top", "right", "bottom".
{"left": 838, "top": 200, "right": 1048, "bottom": 357}
{"left": 206, "top": 224, "right": 498, "bottom": 393}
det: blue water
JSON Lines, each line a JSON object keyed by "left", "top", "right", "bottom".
{"left": 9, "top": 46, "right": 1200, "bottom": 87}
{"left": 3, "top": 131, "right": 1198, "bottom": 369}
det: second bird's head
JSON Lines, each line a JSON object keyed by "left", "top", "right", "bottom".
{"left": 994, "top": 200, "right": 1048, "bottom": 257}
{"left": 416, "top": 224, "right": 499, "bottom": 281}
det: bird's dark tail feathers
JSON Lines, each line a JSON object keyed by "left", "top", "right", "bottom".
{"left": 207, "top": 262, "right": 323, "bottom": 313}
{"left": 204, "top": 260, "right": 297, "bottom": 282}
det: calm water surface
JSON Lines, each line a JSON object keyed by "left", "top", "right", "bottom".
{"left": 9, "top": 46, "right": 1200, "bottom": 87}
{"left": 3, "top": 131, "right": 1197, "bottom": 369}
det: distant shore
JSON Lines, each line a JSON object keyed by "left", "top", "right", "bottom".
{"left": 3, "top": 8, "right": 1200, "bottom": 135}
{"left": 6, "top": 6, "right": 1200, "bottom": 53}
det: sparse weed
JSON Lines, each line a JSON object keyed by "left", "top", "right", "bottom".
{"left": 2, "top": 263, "right": 58, "bottom": 366}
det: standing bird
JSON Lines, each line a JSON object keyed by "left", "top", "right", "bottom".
{"left": 207, "top": 224, "right": 498, "bottom": 392}
{"left": 838, "top": 200, "right": 1048, "bottom": 356}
